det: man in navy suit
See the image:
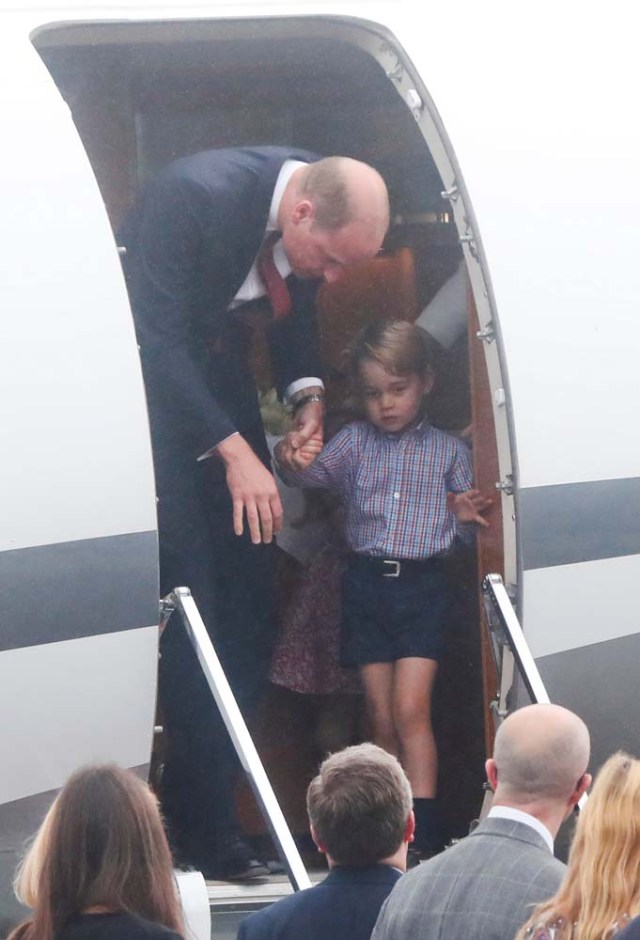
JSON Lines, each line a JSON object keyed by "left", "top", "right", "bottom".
{"left": 120, "top": 148, "right": 389, "bottom": 879}
{"left": 237, "top": 744, "right": 412, "bottom": 940}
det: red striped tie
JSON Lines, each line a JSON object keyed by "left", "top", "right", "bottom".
{"left": 257, "top": 232, "right": 292, "bottom": 321}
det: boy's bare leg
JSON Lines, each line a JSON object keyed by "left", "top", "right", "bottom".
{"left": 360, "top": 662, "right": 399, "bottom": 757}
{"left": 392, "top": 657, "right": 439, "bottom": 796}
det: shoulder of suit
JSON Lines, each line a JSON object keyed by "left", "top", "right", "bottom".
{"left": 239, "top": 879, "right": 324, "bottom": 932}
{"left": 395, "top": 820, "right": 558, "bottom": 871}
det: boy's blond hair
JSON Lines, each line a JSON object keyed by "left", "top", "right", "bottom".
{"left": 345, "top": 319, "right": 439, "bottom": 382}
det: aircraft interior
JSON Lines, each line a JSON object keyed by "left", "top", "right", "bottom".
{"left": 33, "top": 13, "right": 504, "bottom": 848}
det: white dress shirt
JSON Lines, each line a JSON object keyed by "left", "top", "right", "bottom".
{"left": 488, "top": 805, "right": 554, "bottom": 853}
{"left": 230, "top": 159, "right": 303, "bottom": 307}
{"left": 230, "top": 158, "right": 322, "bottom": 401}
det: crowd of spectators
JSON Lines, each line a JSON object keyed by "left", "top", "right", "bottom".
{"left": 7, "top": 704, "right": 640, "bottom": 940}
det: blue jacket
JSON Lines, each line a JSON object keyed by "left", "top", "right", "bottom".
{"left": 237, "top": 865, "right": 402, "bottom": 940}
{"left": 120, "top": 146, "right": 322, "bottom": 458}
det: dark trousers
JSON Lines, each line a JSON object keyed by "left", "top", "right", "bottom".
{"left": 154, "top": 324, "right": 277, "bottom": 862}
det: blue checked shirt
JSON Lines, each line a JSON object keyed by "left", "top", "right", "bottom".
{"left": 277, "top": 421, "right": 474, "bottom": 559}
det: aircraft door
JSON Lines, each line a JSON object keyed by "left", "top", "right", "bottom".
{"left": 0, "top": 25, "right": 159, "bottom": 931}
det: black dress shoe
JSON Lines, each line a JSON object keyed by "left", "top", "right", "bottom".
{"left": 199, "top": 835, "right": 270, "bottom": 882}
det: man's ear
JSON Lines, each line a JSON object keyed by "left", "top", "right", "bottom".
{"left": 310, "top": 824, "right": 327, "bottom": 854}
{"left": 404, "top": 810, "right": 415, "bottom": 844}
{"left": 485, "top": 758, "right": 498, "bottom": 792}
{"left": 292, "top": 199, "right": 315, "bottom": 224}
{"left": 572, "top": 772, "right": 592, "bottom": 808}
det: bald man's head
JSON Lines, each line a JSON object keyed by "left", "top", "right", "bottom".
{"left": 279, "top": 157, "right": 389, "bottom": 282}
{"left": 492, "top": 704, "right": 590, "bottom": 804}
{"left": 300, "top": 156, "right": 389, "bottom": 236}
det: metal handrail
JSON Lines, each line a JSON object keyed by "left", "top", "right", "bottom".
{"left": 162, "top": 586, "right": 311, "bottom": 891}
{"left": 481, "top": 573, "right": 587, "bottom": 811}
{"left": 482, "top": 573, "right": 550, "bottom": 706}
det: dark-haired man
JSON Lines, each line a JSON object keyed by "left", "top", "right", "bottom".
{"left": 237, "top": 743, "right": 413, "bottom": 940}
{"left": 120, "top": 149, "right": 389, "bottom": 880}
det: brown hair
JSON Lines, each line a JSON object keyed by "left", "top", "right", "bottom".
{"left": 345, "top": 318, "right": 440, "bottom": 401}
{"left": 300, "top": 157, "right": 352, "bottom": 229}
{"left": 516, "top": 752, "right": 640, "bottom": 940}
{"left": 300, "top": 156, "right": 388, "bottom": 234}
{"left": 8, "top": 765, "right": 184, "bottom": 940}
{"left": 306, "top": 743, "right": 412, "bottom": 866}
{"left": 346, "top": 319, "right": 439, "bottom": 380}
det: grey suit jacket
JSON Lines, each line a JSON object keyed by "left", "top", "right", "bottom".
{"left": 372, "top": 817, "right": 565, "bottom": 940}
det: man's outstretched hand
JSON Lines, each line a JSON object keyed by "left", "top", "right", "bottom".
{"left": 217, "top": 434, "right": 283, "bottom": 544}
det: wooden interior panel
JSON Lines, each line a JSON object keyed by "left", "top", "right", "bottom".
{"left": 468, "top": 284, "right": 503, "bottom": 760}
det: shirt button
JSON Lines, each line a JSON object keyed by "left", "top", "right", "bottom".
{"left": 393, "top": 492, "right": 400, "bottom": 499}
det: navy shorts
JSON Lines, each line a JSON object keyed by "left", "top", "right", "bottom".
{"left": 340, "top": 554, "right": 452, "bottom": 667}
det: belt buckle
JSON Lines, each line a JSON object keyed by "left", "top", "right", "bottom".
{"left": 383, "top": 559, "right": 401, "bottom": 578}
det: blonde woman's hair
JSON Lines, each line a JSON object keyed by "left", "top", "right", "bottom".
{"left": 516, "top": 752, "right": 640, "bottom": 940}
{"left": 8, "top": 764, "right": 184, "bottom": 940}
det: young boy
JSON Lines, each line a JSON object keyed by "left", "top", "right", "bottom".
{"left": 275, "top": 319, "right": 490, "bottom": 857}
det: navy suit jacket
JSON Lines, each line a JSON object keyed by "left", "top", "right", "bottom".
{"left": 236, "top": 865, "right": 402, "bottom": 940}
{"left": 120, "top": 146, "right": 323, "bottom": 459}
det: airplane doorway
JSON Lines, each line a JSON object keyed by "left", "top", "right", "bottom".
{"left": 33, "top": 10, "right": 506, "bottom": 852}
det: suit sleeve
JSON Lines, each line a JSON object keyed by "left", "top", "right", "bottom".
{"left": 267, "top": 277, "right": 323, "bottom": 399}
{"left": 122, "top": 174, "right": 239, "bottom": 455}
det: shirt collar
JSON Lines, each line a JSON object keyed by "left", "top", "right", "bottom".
{"left": 378, "top": 416, "right": 430, "bottom": 440}
{"left": 488, "top": 805, "right": 554, "bottom": 853}
{"left": 267, "top": 159, "right": 308, "bottom": 230}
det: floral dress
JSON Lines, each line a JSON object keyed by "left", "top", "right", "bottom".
{"left": 270, "top": 544, "right": 361, "bottom": 695}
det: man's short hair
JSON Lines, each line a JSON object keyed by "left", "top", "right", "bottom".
{"left": 306, "top": 743, "right": 412, "bottom": 866}
{"left": 300, "top": 157, "right": 352, "bottom": 230}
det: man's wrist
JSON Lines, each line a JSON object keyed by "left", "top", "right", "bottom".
{"left": 291, "top": 392, "right": 324, "bottom": 415}
{"left": 216, "top": 432, "right": 251, "bottom": 467}
{"left": 285, "top": 379, "right": 324, "bottom": 406}
{"left": 197, "top": 431, "right": 239, "bottom": 463}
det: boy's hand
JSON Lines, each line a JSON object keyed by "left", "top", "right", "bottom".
{"left": 293, "top": 432, "right": 323, "bottom": 469}
{"left": 275, "top": 433, "right": 322, "bottom": 471}
{"left": 278, "top": 398, "right": 324, "bottom": 470}
{"left": 447, "top": 489, "right": 492, "bottom": 527}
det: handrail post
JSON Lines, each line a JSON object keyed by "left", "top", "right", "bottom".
{"left": 163, "top": 586, "right": 312, "bottom": 891}
{"left": 482, "top": 574, "right": 550, "bottom": 705}
{"left": 481, "top": 574, "right": 587, "bottom": 812}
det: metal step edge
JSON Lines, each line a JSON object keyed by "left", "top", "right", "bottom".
{"left": 206, "top": 871, "right": 327, "bottom": 910}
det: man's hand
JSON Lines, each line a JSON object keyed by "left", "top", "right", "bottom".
{"left": 278, "top": 397, "right": 325, "bottom": 470}
{"left": 216, "top": 434, "right": 283, "bottom": 544}
{"left": 447, "top": 489, "right": 492, "bottom": 527}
